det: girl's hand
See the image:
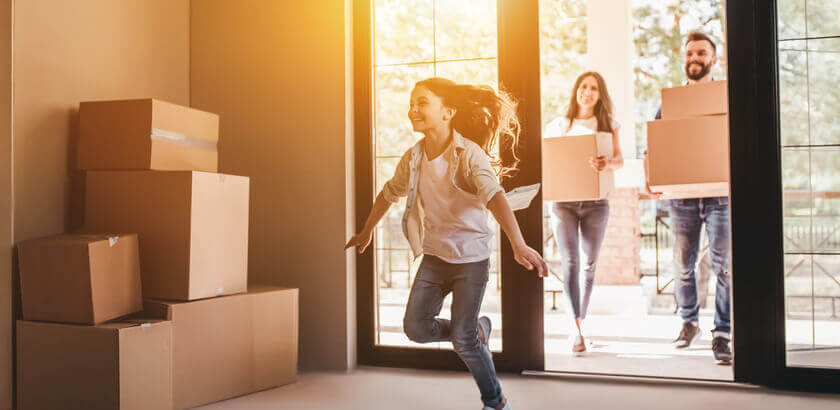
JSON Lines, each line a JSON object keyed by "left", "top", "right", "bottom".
{"left": 513, "top": 243, "right": 548, "bottom": 278}
{"left": 589, "top": 156, "right": 608, "bottom": 171}
{"left": 345, "top": 230, "right": 374, "bottom": 254}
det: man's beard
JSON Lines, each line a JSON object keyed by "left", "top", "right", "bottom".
{"left": 685, "top": 61, "right": 711, "bottom": 81}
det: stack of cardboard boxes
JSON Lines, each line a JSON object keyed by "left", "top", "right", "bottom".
{"left": 647, "top": 80, "right": 730, "bottom": 198}
{"left": 16, "top": 99, "right": 298, "bottom": 410}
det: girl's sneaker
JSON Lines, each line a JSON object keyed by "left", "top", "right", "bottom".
{"left": 478, "top": 316, "right": 492, "bottom": 346}
{"left": 483, "top": 397, "right": 512, "bottom": 410}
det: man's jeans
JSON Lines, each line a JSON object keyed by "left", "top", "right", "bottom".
{"left": 670, "top": 197, "right": 732, "bottom": 336}
{"left": 403, "top": 255, "right": 503, "bottom": 408}
{"left": 549, "top": 199, "right": 610, "bottom": 319}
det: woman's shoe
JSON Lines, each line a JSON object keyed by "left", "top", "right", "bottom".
{"left": 572, "top": 335, "right": 586, "bottom": 354}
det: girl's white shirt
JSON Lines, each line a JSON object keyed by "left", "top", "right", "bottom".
{"left": 418, "top": 143, "right": 494, "bottom": 263}
{"left": 381, "top": 130, "right": 504, "bottom": 260}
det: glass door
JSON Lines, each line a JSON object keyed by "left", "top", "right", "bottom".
{"left": 777, "top": 0, "right": 840, "bottom": 372}
{"left": 727, "top": 0, "right": 839, "bottom": 391}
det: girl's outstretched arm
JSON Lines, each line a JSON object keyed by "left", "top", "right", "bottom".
{"left": 344, "top": 191, "right": 393, "bottom": 254}
{"left": 486, "top": 191, "right": 548, "bottom": 278}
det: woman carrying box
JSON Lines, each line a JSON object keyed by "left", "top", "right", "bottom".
{"left": 345, "top": 77, "right": 547, "bottom": 410}
{"left": 544, "top": 71, "right": 624, "bottom": 354}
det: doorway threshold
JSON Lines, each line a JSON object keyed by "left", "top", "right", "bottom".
{"left": 521, "top": 370, "right": 757, "bottom": 390}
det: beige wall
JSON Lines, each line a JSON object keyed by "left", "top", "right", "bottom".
{"left": 190, "top": 0, "right": 356, "bottom": 371}
{"left": 0, "top": 1, "right": 10, "bottom": 408}
{"left": 6, "top": 1, "right": 190, "bottom": 408}
{"left": 13, "top": 0, "right": 190, "bottom": 241}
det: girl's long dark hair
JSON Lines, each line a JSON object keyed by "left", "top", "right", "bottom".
{"left": 414, "top": 77, "right": 521, "bottom": 179}
{"left": 565, "top": 71, "right": 615, "bottom": 134}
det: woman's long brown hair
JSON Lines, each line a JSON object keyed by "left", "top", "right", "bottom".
{"left": 414, "top": 77, "right": 521, "bottom": 179}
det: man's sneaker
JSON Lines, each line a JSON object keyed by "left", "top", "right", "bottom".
{"left": 674, "top": 322, "right": 701, "bottom": 349}
{"left": 483, "top": 397, "right": 511, "bottom": 410}
{"left": 712, "top": 336, "right": 733, "bottom": 365}
{"left": 478, "top": 316, "right": 492, "bottom": 346}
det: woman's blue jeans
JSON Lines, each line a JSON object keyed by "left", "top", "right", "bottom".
{"left": 549, "top": 199, "right": 610, "bottom": 320}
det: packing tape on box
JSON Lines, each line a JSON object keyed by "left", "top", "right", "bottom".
{"left": 108, "top": 236, "right": 119, "bottom": 247}
{"left": 141, "top": 323, "right": 151, "bottom": 330}
{"left": 151, "top": 128, "right": 218, "bottom": 152}
{"left": 216, "top": 287, "right": 224, "bottom": 296}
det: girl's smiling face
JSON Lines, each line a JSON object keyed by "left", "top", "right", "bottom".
{"left": 408, "top": 85, "right": 453, "bottom": 133}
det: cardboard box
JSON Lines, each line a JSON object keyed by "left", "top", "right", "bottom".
{"left": 83, "top": 170, "right": 249, "bottom": 301}
{"left": 660, "top": 80, "right": 728, "bottom": 119}
{"left": 542, "top": 133, "right": 614, "bottom": 201}
{"left": 144, "top": 286, "right": 298, "bottom": 409}
{"left": 78, "top": 99, "right": 219, "bottom": 172}
{"left": 17, "top": 234, "right": 142, "bottom": 325}
{"left": 647, "top": 115, "right": 730, "bottom": 195}
{"left": 17, "top": 319, "right": 172, "bottom": 410}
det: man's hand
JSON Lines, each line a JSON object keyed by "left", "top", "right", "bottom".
{"left": 645, "top": 182, "right": 663, "bottom": 199}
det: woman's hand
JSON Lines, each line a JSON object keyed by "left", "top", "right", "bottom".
{"left": 589, "top": 155, "right": 608, "bottom": 171}
{"left": 513, "top": 243, "right": 548, "bottom": 278}
{"left": 344, "top": 230, "right": 374, "bottom": 254}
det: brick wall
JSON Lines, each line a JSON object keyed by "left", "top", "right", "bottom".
{"left": 596, "top": 187, "right": 641, "bottom": 285}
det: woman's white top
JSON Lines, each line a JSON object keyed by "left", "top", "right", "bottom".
{"left": 544, "top": 115, "right": 619, "bottom": 139}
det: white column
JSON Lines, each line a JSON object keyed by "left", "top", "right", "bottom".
{"left": 587, "top": 0, "right": 643, "bottom": 187}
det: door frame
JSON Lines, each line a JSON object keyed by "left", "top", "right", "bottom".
{"left": 355, "top": 0, "right": 840, "bottom": 392}
{"left": 353, "top": 0, "right": 544, "bottom": 373}
{"left": 728, "top": 0, "right": 840, "bottom": 392}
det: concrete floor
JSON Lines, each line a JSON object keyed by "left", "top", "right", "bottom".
{"left": 197, "top": 366, "right": 840, "bottom": 410}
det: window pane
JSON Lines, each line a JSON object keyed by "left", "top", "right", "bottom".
{"left": 786, "top": 254, "right": 840, "bottom": 369}
{"left": 435, "top": 59, "right": 498, "bottom": 90}
{"left": 782, "top": 148, "right": 813, "bottom": 252}
{"left": 778, "top": 43, "right": 809, "bottom": 147}
{"left": 807, "top": 0, "right": 840, "bottom": 38}
{"left": 778, "top": 0, "right": 807, "bottom": 40}
{"left": 807, "top": 38, "right": 840, "bottom": 146}
{"left": 434, "top": 0, "right": 497, "bottom": 61}
{"left": 812, "top": 255, "right": 840, "bottom": 355}
{"left": 374, "top": 0, "right": 434, "bottom": 65}
{"left": 811, "top": 148, "right": 840, "bottom": 254}
{"left": 785, "top": 254, "right": 815, "bottom": 350}
{"left": 375, "top": 64, "right": 434, "bottom": 157}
